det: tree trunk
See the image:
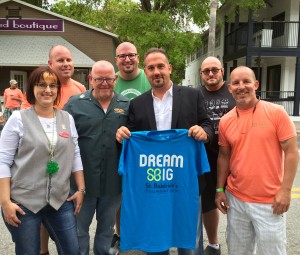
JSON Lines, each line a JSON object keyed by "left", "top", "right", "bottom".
{"left": 207, "top": 0, "right": 218, "bottom": 56}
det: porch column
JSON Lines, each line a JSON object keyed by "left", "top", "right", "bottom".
{"left": 294, "top": 57, "right": 300, "bottom": 116}
{"left": 246, "top": 9, "right": 253, "bottom": 67}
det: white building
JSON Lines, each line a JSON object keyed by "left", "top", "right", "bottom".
{"left": 183, "top": 0, "right": 300, "bottom": 116}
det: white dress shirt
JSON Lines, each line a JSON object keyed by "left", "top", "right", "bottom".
{"left": 152, "top": 85, "right": 173, "bottom": 131}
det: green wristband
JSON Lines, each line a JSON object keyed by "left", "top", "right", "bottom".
{"left": 216, "top": 188, "right": 225, "bottom": 192}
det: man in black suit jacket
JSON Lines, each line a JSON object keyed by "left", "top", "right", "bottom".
{"left": 117, "top": 47, "right": 213, "bottom": 142}
{"left": 116, "top": 48, "right": 213, "bottom": 255}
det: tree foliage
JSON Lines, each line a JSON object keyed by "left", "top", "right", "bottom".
{"left": 50, "top": 0, "right": 208, "bottom": 83}
{"left": 223, "top": 0, "right": 266, "bottom": 21}
{"left": 44, "top": 0, "right": 267, "bottom": 82}
{"left": 21, "top": 0, "right": 50, "bottom": 8}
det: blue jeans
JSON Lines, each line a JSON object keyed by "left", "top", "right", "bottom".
{"left": 2, "top": 200, "right": 80, "bottom": 255}
{"left": 76, "top": 194, "right": 122, "bottom": 255}
{"left": 147, "top": 197, "right": 204, "bottom": 255}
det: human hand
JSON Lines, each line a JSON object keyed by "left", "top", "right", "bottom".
{"left": 2, "top": 201, "right": 25, "bottom": 227}
{"left": 215, "top": 192, "right": 229, "bottom": 214}
{"left": 188, "top": 125, "right": 208, "bottom": 141}
{"left": 67, "top": 192, "right": 84, "bottom": 216}
{"left": 116, "top": 126, "right": 131, "bottom": 143}
{"left": 272, "top": 188, "right": 291, "bottom": 215}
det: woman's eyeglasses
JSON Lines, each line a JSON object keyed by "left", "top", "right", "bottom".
{"left": 36, "top": 83, "right": 58, "bottom": 90}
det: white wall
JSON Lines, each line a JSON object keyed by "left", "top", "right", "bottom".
{"left": 183, "top": 0, "right": 299, "bottom": 89}
{"left": 182, "top": 47, "right": 223, "bottom": 87}
{"left": 282, "top": 57, "right": 296, "bottom": 91}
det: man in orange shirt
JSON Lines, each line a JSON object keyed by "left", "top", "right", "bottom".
{"left": 22, "top": 45, "right": 86, "bottom": 110}
{"left": 48, "top": 45, "right": 86, "bottom": 108}
{"left": 215, "top": 66, "right": 299, "bottom": 255}
{"left": 3, "top": 80, "right": 23, "bottom": 120}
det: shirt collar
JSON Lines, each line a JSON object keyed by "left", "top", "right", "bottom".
{"left": 151, "top": 82, "right": 173, "bottom": 99}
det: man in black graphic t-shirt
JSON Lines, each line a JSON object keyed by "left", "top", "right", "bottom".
{"left": 199, "top": 56, "right": 235, "bottom": 255}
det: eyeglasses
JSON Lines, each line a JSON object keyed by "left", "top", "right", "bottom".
{"left": 116, "top": 53, "right": 138, "bottom": 61}
{"left": 201, "top": 68, "right": 221, "bottom": 75}
{"left": 92, "top": 77, "right": 116, "bottom": 85}
{"left": 36, "top": 83, "right": 58, "bottom": 90}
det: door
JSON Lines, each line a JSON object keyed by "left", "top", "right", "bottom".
{"left": 10, "top": 71, "right": 27, "bottom": 93}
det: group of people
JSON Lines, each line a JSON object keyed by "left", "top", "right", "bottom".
{"left": 0, "top": 41, "right": 298, "bottom": 255}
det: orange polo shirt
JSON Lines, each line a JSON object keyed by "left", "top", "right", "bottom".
{"left": 4, "top": 88, "right": 23, "bottom": 109}
{"left": 219, "top": 100, "right": 296, "bottom": 203}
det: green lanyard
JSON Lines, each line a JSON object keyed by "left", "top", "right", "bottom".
{"left": 34, "top": 107, "right": 59, "bottom": 175}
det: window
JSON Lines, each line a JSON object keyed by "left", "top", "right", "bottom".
{"left": 272, "top": 12, "right": 285, "bottom": 38}
{"left": 10, "top": 71, "right": 27, "bottom": 92}
{"left": 267, "top": 65, "right": 281, "bottom": 98}
{"left": 196, "top": 47, "right": 202, "bottom": 59}
{"left": 73, "top": 69, "right": 89, "bottom": 88}
{"left": 190, "top": 53, "right": 195, "bottom": 62}
{"left": 202, "top": 39, "right": 208, "bottom": 54}
{"left": 252, "top": 67, "right": 262, "bottom": 85}
{"left": 6, "top": 7, "right": 21, "bottom": 18}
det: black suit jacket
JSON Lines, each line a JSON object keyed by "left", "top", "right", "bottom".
{"left": 127, "top": 84, "right": 214, "bottom": 140}
{"left": 127, "top": 84, "right": 213, "bottom": 194}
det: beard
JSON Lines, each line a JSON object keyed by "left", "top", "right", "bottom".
{"left": 121, "top": 63, "right": 135, "bottom": 74}
{"left": 151, "top": 74, "right": 165, "bottom": 86}
{"left": 123, "top": 68, "right": 134, "bottom": 74}
{"left": 203, "top": 77, "right": 221, "bottom": 87}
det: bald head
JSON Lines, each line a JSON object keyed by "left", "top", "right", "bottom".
{"left": 200, "top": 56, "right": 224, "bottom": 91}
{"left": 92, "top": 60, "right": 115, "bottom": 75}
{"left": 115, "top": 42, "right": 140, "bottom": 79}
{"left": 90, "top": 60, "right": 117, "bottom": 103}
{"left": 228, "top": 66, "right": 259, "bottom": 109}
{"left": 48, "top": 45, "right": 74, "bottom": 81}
{"left": 116, "top": 42, "right": 137, "bottom": 55}
{"left": 49, "top": 45, "right": 72, "bottom": 59}
{"left": 201, "top": 56, "right": 222, "bottom": 69}
{"left": 230, "top": 66, "right": 256, "bottom": 82}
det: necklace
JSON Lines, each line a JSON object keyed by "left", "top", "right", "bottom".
{"left": 236, "top": 99, "right": 260, "bottom": 134}
{"left": 33, "top": 107, "right": 59, "bottom": 175}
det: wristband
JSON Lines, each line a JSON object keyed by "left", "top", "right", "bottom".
{"left": 216, "top": 188, "right": 225, "bottom": 192}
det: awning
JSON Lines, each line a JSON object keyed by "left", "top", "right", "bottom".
{"left": 0, "top": 35, "right": 95, "bottom": 67}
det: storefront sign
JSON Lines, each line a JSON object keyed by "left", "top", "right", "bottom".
{"left": 0, "top": 19, "right": 64, "bottom": 32}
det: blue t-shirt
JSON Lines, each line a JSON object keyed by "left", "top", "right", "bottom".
{"left": 119, "top": 129, "right": 210, "bottom": 252}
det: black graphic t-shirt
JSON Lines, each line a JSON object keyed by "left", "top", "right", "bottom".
{"left": 200, "top": 82, "right": 236, "bottom": 169}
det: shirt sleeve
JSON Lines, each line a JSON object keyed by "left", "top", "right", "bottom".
{"left": 275, "top": 106, "right": 297, "bottom": 141}
{"left": 0, "top": 111, "right": 22, "bottom": 178}
{"left": 69, "top": 114, "right": 83, "bottom": 173}
{"left": 3, "top": 89, "right": 7, "bottom": 102}
{"left": 18, "top": 89, "right": 23, "bottom": 98}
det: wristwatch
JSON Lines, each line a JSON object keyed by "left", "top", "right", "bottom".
{"left": 78, "top": 188, "right": 86, "bottom": 195}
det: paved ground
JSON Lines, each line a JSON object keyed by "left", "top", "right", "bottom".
{"left": 1, "top": 139, "right": 300, "bottom": 254}
{"left": 1, "top": 199, "right": 300, "bottom": 255}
